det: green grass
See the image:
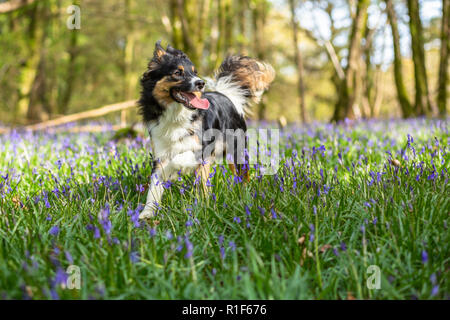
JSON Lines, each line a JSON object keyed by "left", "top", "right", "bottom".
{"left": 0, "top": 119, "right": 448, "bottom": 299}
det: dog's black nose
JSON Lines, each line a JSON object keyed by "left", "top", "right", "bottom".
{"left": 195, "top": 79, "right": 205, "bottom": 90}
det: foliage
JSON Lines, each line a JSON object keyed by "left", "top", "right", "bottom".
{"left": 0, "top": 119, "right": 448, "bottom": 299}
{"left": 0, "top": 0, "right": 447, "bottom": 124}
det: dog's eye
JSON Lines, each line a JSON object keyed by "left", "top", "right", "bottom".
{"left": 174, "top": 69, "right": 183, "bottom": 76}
{"left": 193, "top": 69, "right": 198, "bottom": 75}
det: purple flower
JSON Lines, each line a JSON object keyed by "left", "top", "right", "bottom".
{"left": 340, "top": 242, "right": 347, "bottom": 251}
{"left": 53, "top": 268, "right": 68, "bottom": 286}
{"left": 229, "top": 241, "right": 236, "bottom": 251}
{"left": 65, "top": 251, "right": 73, "bottom": 264}
{"left": 270, "top": 208, "right": 278, "bottom": 219}
{"left": 427, "top": 172, "right": 436, "bottom": 180}
{"left": 130, "top": 251, "right": 140, "bottom": 263}
{"left": 184, "top": 239, "right": 193, "bottom": 259}
{"left": 93, "top": 227, "right": 101, "bottom": 239}
{"left": 50, "top": 289, "right": 59, "bottom": 300}
{"left": 98, "top": 203, "right": 112, "bottom": 235}
{"left": 258, "top": 206, "right": 265, "bottom": 216}
{"left": 136, "top": 184, "right": 145, "bottom": 193}
{"left": 430, "top": 273, "right": 437, "bottom": 284}
{"left": 421, "top": 250, "right": 428, "bottom": 264}
{"left": 233, "top": 216, "right": 241, "bottom": 224}
{"left": 49, "top": 226, "right": 59, "bottom": 236}
{"left": 431, "top": 285, "right": 439, "bottom": 297}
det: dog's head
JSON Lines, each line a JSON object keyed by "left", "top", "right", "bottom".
{"left": 142, "top": 41, "right": 209, "bottom": 111}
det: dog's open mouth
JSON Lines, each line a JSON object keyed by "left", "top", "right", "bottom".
{"left": 172, "top": 90, "right": 210, "bottom": 110}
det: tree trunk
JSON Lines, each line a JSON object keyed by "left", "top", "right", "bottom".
{"left": 27, "top": 48, "right": 48, "bottom": 121}
{"left": 169, "top": 0, "right": 183, "bottom": 50}
{"left": 332, "top": 0, "right": 369, "bottom": 122}
{"left": 237, "top": 0, "right": 248, "bottom": 55}
{"left": 385, "top": 0, "right": 413, "bottom": 118}
{"left": 288, "top": 0, "right": 307, "bottom": 123}
{"left": 214, "top": 0, "right": 226, "bottom": 69}
{"left": 252, "top": 0, "right": 268, "bottom": 120}
{"left": 59, "top": 20, "right": 79, "bottom": 115}
{"left": 407, "top": 0, "right": 436, "bottom": 116}
{"left": 438, "top": 0, "right": 449, "bottom": 117}
{"left": 123, "top": 0, "right": 135, "bottom": 101}
{"left": 25, "top": 0, "right": 50, "bottom": 123}
{"left": 15, "top": 1, "right": 42, "bottom": 122}
{"left": 169, "top": 0, "right": 209, "bottom": 70}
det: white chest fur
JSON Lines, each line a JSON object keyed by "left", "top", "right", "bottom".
{"left": 147, "top": 102, "right": 201, "bottom": 161}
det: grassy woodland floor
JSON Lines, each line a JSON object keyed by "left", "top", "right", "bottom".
{"left": 0, "top": 118, "right": 448, "bottom": 299}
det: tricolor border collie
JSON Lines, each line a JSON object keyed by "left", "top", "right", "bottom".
{"left": 138, "top": 41, "right": 275, "bottom": 219}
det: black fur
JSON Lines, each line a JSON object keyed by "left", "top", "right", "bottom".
{"left": 138, "top": 42, "right": 200, "bottom": 122}
{"left": 139, "top": 42, "right": 252, "bottom": 175}
{"left": 199, "top": 92, "right": 248, "bottom": 168}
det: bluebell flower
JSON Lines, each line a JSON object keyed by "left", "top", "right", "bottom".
{"left": 130, "top": 251, "right": 140, "bottom": 263}
{"left": 421, "top": 250, "right": 428, "bottom": 264}
{"left": 270, "top": 208, "right": 277, "bottom": 219}
{"left": 49, "top": 225, "right": 59, "bottom": 236}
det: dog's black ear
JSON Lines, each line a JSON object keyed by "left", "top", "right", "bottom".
{"left": 166, "top": 44, "right": 176, "bottom": 53}
{"left": 148, "top": 40, "right": 166, "bottom": 71}
{"left": 153, "top": 40, "right": 166, "bottom": 61}
{"left": 166, "top": 44, "right": 186, "bottom": 58}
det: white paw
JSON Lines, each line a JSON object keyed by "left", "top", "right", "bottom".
{"left": 139, "top": 208, "right": 156, "bottom": 220}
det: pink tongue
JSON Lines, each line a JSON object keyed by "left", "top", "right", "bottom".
{"left": 186, "top": 93, "right": 210, "bottom": 110}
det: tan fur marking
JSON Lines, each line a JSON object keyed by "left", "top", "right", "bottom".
{"left": 228, "top": 163, "right": 237, "bottom": 175}
{"left": 228, "top": 163, "right": 250, "bottom": 183}
{"left": 153, "top": 76, "right": 181, "bottom": 106}
{"left": 155, "top": 47, "right": 166, "bottom": 59}
{"left": 195, "top": 162, "right": 211, "bottom": 195}
{"left": 192, "top": 91, "right": 202, "bottom": 99}
{"left": 217, "top": 56, "right": 275, "bottom": 104}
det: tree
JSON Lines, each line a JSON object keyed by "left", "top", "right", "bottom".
{"left": 407, "top": 0, "right": 435, "bottom": 116}
{"left": 332, "top": 0, "right": 369, "bottom": 121}
{"left": 59, "top": 3, "right": 79, "bottom": 115}
{"left": 385, "top": 0, "right": 413, "bottom": 117}
{"left": 252, "top": 0, "right": 269, "bottom": 120}
{"left": 438, "top": 0, "right": 449, "bottom": 116}
{"left": 288, "top": 0, "right": 307, "bottom": 123}
{"left": 169, "top": 0, "right": 211, "bottom": 71}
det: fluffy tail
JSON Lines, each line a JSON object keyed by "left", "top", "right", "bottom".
{"left": 206, "top": 56, "right": 275, "bottom": 117}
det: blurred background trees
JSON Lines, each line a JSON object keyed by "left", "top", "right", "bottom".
{"left": 0, "top": 0, "right": 448, "bottom": 125}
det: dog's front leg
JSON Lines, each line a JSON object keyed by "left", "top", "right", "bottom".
{"left": 139, "top": 160, "right": 171, "bottom": 220}
{"left": 139, "top": 151, "right": 199, "bottom": 219}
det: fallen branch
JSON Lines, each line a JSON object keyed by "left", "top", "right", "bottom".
{"left": 24, "top": 100, "right": 136, "bottom": 131}
{"left": 0, "top": 0, "right": 37, "bottom": 14}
